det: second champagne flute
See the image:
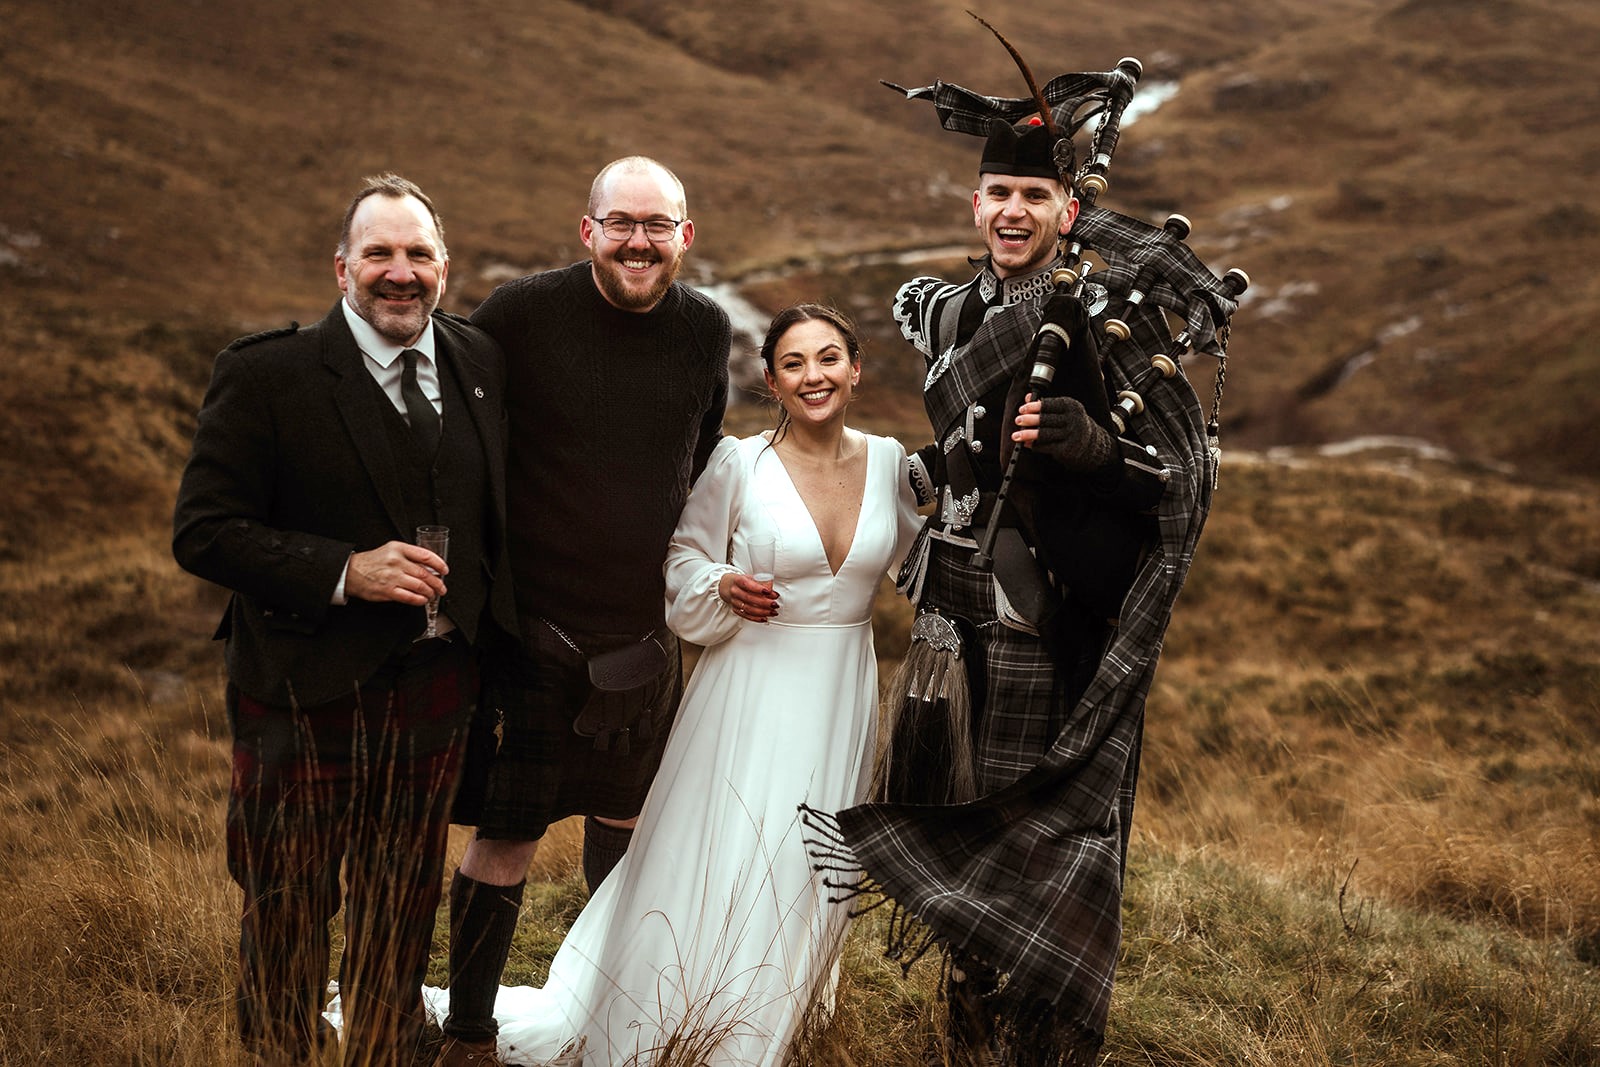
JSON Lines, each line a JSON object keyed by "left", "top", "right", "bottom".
{"left": 748, "top": 535, "right": 776, "bottom": 591}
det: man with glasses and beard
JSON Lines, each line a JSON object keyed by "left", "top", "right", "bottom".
{"left": 435, "top": 156, "right": 730, "bottom": 1066}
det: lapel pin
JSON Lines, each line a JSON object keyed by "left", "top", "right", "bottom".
{"left": 474, "top": 386, "right": 485, "bottom": 398}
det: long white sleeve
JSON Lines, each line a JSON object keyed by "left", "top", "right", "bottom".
{"left": 664, "top": 436, "right": 744, "bottom": 647}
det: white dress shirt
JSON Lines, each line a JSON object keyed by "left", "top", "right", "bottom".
{"left": 330, "top": 301, "right": 451, "bottom": 634}
{"left": 340, "top": 298, "right": 443, "bottom": 422}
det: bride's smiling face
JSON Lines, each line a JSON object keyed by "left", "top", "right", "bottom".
{"left": 764, "top": 319, "right": 860, "bottom": 430}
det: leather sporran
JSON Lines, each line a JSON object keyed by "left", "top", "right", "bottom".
{"left": 542, "top": 619, "right": 673, "bottom": 755}
{"left": 872, "top": 610, "right": 978, "bottom": 805}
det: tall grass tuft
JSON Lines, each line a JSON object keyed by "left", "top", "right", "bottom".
{"left": 1115, "top": 849, "right": 1600, "bottom": 1065}
{"left": 0, "top": 692, "right": 240, "bottom": 1066}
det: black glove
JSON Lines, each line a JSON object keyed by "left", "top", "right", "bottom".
{"left": 1026, "top": 290, "right": 1116, "bottom": 437}
{"left": 1031, "top": 395, "right": 1114, "bottom": 473}
{"left": 1039, "top": 289, "right": 1089, "bottom": 337}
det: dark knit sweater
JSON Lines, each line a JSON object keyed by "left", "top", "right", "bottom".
{"left": 473, "top": 262, "right": 730, "bottom": 637}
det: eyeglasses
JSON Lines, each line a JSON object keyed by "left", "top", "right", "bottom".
{"left": 588, "top": 216, "right": 684, "bottom": 242}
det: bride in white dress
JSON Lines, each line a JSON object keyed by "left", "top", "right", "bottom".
{"left": 432, "top": 304, "right": 920, "bottom": 1065}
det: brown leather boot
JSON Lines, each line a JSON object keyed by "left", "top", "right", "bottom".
{"left": 940, "top": 964, "right": 1003, "bottom": 1067}
{"left": 433, "top": 1035, "right": 502, "bottom": 1067}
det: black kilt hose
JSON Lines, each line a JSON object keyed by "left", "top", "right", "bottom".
{"left": 471, "top": 624, "right": 683, "bottom": 840}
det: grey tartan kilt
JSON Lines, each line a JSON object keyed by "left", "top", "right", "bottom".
{"left": 472, "top": 624, "right": 682, "bottom": 841}
{"left": 921, "top": 542, "right": 1086, "bottom": 797}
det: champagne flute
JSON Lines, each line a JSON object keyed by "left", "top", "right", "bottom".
{"left": 748, "top": 535, "right": 776, "bottom": 591}
{"left": 415, "top": 525, "right": 450, "bottom": 638}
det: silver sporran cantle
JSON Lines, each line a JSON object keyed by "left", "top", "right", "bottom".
{"left": 871, "top": 610, "right": 977, "bottom": 805}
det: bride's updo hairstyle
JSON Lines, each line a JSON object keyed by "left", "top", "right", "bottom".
{"left": 758, "top": 303, "right": 862, "bottom": 445}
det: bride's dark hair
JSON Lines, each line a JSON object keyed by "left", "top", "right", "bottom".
{"left": 758, "top": 303, "right": 862, "bottom": 446}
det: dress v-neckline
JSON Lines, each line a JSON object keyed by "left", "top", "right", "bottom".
{"left": 769, "top": 438, "right": 872, "bottom": 579}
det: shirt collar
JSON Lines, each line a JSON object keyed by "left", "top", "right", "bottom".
{"left": 975, "top": 256, "right": 1062, "bottom": 307}
{"left": 340, "top": 297, "right": 437, "bottom": 368}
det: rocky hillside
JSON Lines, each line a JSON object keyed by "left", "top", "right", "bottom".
{"left": 1, "top": 0, "right": 1596, "bottom": 557}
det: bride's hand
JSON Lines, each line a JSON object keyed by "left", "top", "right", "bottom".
{"left": 718, "top": 572, "right": 780, "bottom": 623}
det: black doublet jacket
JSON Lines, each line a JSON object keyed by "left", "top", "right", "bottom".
{"left": 893, "top": 257, "right": 1167, "bottom": 627}
{"left": 173, "top": 302, "right": 518, "bottom": 707}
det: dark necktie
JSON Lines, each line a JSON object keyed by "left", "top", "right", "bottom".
{"left": 400, "top": 348, "right": 440, "bottom": 456}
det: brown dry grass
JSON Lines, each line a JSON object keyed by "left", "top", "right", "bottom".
{"left": 0, "top": 694, "right": 237, "bottom": 1064}
{"left": 4, "top": 446, "right": 1598, "bottom": 1065}
{"left": 1148, "top": 450, "right": 1600, "bottom": 926}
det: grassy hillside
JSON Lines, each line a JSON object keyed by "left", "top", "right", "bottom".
{"left": 2, "top": 447, "right": 1596, "bottom": 1064}
{"left": 1, "top": 0, "right": 1597, "bottom": 561}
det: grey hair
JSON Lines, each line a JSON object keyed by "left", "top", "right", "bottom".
{"left": 336, "top": 173, "right": 447, "bottom": 258}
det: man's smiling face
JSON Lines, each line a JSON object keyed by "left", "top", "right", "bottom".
{"left": 972, "top": 173, "right": 1077, "bottom": 279}
{"left": 581, "top": 165, "right": 694, "bottom": 313}
{"left": 335, "top": 193, "right": 449, "bottom": 345}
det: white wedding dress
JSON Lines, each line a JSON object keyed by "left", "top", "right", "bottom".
{"left": 425, "top": 432, "right": 920, "bottom": 1066}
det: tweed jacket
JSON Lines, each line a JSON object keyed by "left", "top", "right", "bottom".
{"left": 173, "top": 300, "right": 516, "bottom": 707}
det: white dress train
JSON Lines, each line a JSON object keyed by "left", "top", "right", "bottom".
{"left": 423, "top": 433, "right": 920, "bottom": 1066}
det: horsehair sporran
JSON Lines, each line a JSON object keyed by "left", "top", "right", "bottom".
{"left": 870, "top": 611, "right": 976, "bottom": 806}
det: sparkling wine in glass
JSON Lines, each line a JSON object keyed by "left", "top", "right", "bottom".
{"left": 415, "top": 525, "right": 450, "bottom": 638}
{"left": 748, "top": 535, "right": 776, "bottom": 591}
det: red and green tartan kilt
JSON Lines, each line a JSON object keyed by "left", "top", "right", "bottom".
{"left": 225, "top": 636, "right": 478, "bottom": 1062}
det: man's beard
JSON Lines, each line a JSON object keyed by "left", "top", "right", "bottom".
{"left": 590, "top": 244, "right": 684, "bottom": 312}
{"left": 356, "top": 281, "right": 438, "bottom": 344}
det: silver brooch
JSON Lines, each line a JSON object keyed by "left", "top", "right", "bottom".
{"left": 942, "top": 487, "right": 980, "bottom": 529}
{"left": 1082, "top": 282, "right": 1110, "bottom": 318}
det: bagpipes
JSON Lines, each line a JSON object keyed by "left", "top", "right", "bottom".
{"left": 872, "top": 16, "right": 1249, "bottom": 807}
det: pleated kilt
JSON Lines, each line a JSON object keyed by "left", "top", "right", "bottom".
{"left": 921, "top": 539, "right": 1102, "bottom": 797}
{"left": 472, "top": 623, "right": 682, "bottom": 841}
{"left": 225, "top": 635, "right": 477, "bottom": 1061}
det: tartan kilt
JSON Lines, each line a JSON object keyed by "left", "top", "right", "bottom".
{"left": 471, "top": 623, "right": 682, "bottom": 840}
{"left": 224, "top": 636, "right": 477, "bottom": 1060}
{"left": 920, "top": 540, "right": 1104, "bottom": 797}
